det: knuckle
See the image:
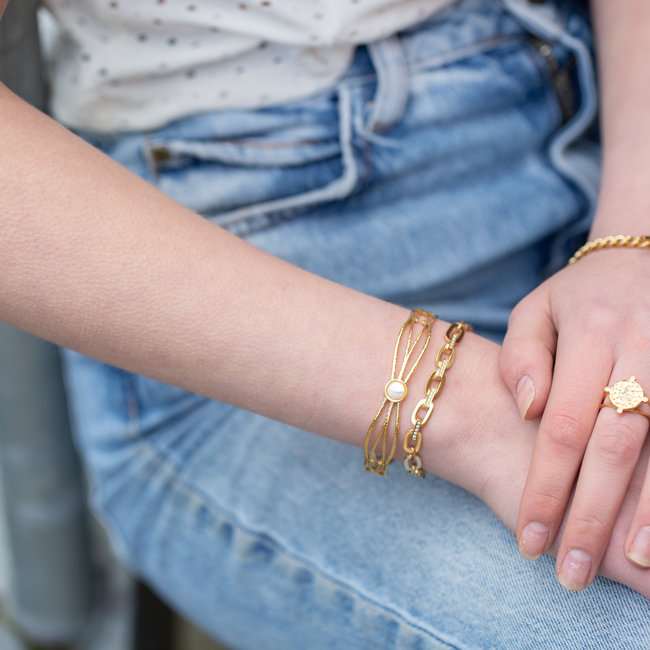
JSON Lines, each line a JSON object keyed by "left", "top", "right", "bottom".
{"left": 577, "top": 299, "right": 616, "bottom": 330}
{"left": 633, "top": 327, "right": 650, "bottom": 351}
{"left": 526, "top": 488, "right": 566, "bottom": 520}
{"left": 498, "top": 337, "right": 528, "bottom": 380}
{"left": 568, "top": 512, "right": 611, "bottom": 541}
{"left": 562, "top": 302, "right": 613, "bottom": 341}
{"left": 592, "top": 421, "right": 641, "bottom": 465}
{"left": 544, "top": 410, "right": 587, "bottom": 454}
{"left": 507, "top": 297, "right": 531, "bottom": 326}
{"left": 505, "top": 299, "right": 536, "bottom": 336}
{"left": 531, "top": 490, "right": 564, "bottom": 513}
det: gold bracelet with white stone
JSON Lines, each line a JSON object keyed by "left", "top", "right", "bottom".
{"left": 364, "top": 309, "right": 436, "bottom": 476}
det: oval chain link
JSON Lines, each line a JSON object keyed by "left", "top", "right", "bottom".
{"left": 410, "top": 398, "right": 434, "bottom": 427}
{"left": 403, "top": 428, "right": 422, "bottom": 454}
{"left": 436, "top": 344, "right": 455, "bottom": 369}
{"left": 446, "top": 322, "right": 467, "bottom": 343}
{"left": 424, "top": 372, "right": 445, "bottom": 400}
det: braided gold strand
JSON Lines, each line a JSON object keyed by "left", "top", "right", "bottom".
{"left": 364, "top": 309, "right": 437, "bottom": 476}
{"left": 403, "top": 321, "right": 472, "bottom": 478}
{"left": 568, "top": 235, "right": 650, "bottom": 265}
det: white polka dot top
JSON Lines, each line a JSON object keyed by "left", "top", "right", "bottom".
{"left": 43, "top": 0, "right": 455, "bottom": 132}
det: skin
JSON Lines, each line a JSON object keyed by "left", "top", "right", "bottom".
{"left": 500, "top": 0, "right": 650, "bottom": 592}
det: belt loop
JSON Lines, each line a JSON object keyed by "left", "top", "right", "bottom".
{"left": 366, "top": 35, "right": 409, "bottom": 132}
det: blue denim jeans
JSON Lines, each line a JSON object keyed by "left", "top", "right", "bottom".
{"left": 63, "top": 0, "right": 650, "bottom": 647}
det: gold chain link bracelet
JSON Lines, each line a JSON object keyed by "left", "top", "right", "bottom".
{"left": 403, "top": 321, "right": 472, "bottom": 478}
{"left": 568, "top": 235, "right": 650, "bottom": 265}
{"left": 364, "top": 309, "right": 437, "bottom": 476}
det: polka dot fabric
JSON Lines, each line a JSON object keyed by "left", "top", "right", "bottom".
{"left": 43, "top": 0, "right": 454, "bottom": 132}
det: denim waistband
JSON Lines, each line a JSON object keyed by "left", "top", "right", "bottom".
{"left": 81, "top": 0, "right": 590, "bottom": 148}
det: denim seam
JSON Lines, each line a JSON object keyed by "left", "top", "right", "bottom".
{"left": 341, "top": 33, "right": 532, "bottom": 87}
{"left": 521, "top": 40, "right": 564, "bottom": 131}
{"left": 126, "top": 428, "right": 468, "bottom": 650}
{"left": 408, "top": 32, "right": 524, "bottom": 73}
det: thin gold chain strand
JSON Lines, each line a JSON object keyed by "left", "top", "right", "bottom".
{"left": 403, "top": 321, "right": 472, "bottom": 478}
{"left": 568, "top": 235, "right": 650, "bottom": 265}
{"left": 364, "top": 309, "right": 436, "bottom": 476}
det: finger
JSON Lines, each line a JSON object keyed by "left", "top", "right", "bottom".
{"left": 625, "top": 462, "right": 650, "bottom": 568}
{"left": 516, "top": 332, "right": 612, "bottom": 561}
{"left": 500, "top": 289, "right": 555, "bottom": 421}
{"left": 620, "top": 382, "right": 650, "bottom": 567}
{"left": 556, "top": 373, "right": 649, "bottom": 589}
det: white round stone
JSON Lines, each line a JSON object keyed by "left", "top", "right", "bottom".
{"left": 385, "top": 379, "right": 407, "bottom": 402}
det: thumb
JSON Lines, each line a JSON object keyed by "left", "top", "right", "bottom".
{"left": 499, "top": 289, "right": 556, "bottom": 420}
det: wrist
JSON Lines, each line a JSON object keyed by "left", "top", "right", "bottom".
{"left": 401, "top": 325, "right": 532, "bottom": 508}
{"left": 588, "top": 192, "right": 650, "bottom": 240}
{"left": 352, "top": 307, "right": 532, "bottom": 520}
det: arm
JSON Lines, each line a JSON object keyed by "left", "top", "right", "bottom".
{"left": 0, "top": 87, "right": 511, "bottom": 476}
{"left": 590, "top": 0, "right": 650, "bottom": 227}
{"left": 500, "top": 0, "right": 650, "bottom": 589}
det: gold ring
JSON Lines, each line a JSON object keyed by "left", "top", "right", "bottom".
{"left": 600, "top": 376, "right": 650, "bottom": 422}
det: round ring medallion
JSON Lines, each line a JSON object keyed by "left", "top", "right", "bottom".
{"left": 606, "top": 376, "right": 648, "bottom": 412}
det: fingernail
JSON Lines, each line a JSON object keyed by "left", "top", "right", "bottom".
{"left": 628, "top": 526, "right": 650, "bottom": 567}
{"left": 518, "top": 522, "right": 549, "bottom": 560}
{"left": 516, "top": 375, "right": 535, "bottom": 420}
{"left": 558, "top": 550, "right": 592, "bottom": 590}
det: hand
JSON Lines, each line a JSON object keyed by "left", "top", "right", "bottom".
{"left": 416, "top": 328, "right": 650, "bottom": 598}
{"left": 499, "top": 244, "right": 650, "bottom": 590}
{"left": 476, "top": 382, "right": 650, "bottom": 600}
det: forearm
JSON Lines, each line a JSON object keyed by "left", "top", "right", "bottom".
{"left": 0, "top": 85, "right": 401, "bottom": 440}
{"left": 0, "top": 85, "right": 499, "bottom": 475}
{"left": 589, "top": 0, "right": 650, "bottom": 231}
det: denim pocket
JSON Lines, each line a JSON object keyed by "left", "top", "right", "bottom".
{"left": 144, "top": 87, "right": 364, "bottom": 237}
